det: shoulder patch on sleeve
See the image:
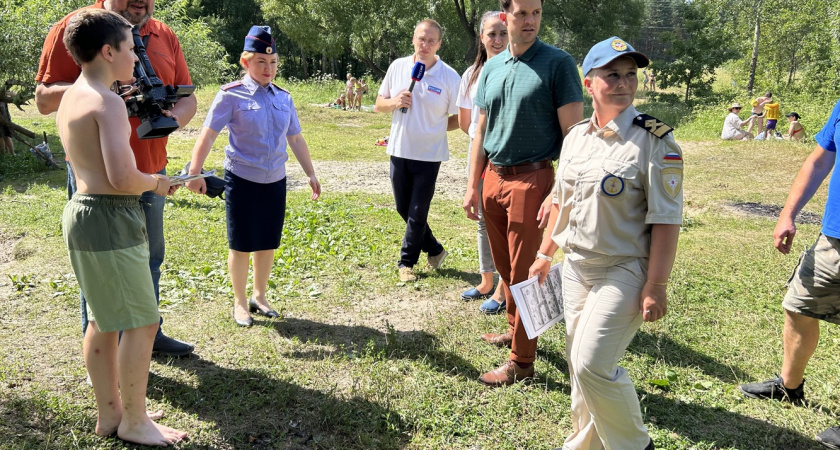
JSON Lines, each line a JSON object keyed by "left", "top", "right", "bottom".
{"left": 271, "top": 82, "right": 290, "bottom": 94}
{"left": 633, "top": 114, "right": 673, "bottom": 138}
{"left": 221, "top": 80, "right": 243, "bottom": 91}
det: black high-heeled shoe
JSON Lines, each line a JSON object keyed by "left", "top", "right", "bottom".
{"left": 248, "top": 298, "right": 280, "bottom": 318}
{"left": 233, "top": 307, "right": 253, "bottom": 327}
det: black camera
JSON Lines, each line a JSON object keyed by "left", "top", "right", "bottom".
{"left": 122, "top": 26, "right": 194, "bottom": 139}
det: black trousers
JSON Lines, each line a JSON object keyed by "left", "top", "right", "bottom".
{"left": 389, "top": 156, "right": 444, "bottom": 267}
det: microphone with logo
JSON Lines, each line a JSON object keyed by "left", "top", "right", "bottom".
{"left": 399, "top": 62, "right": 426, "bottom": 114}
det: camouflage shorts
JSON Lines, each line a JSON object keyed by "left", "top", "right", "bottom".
{"left": 782, "top": 233, "right": 840, "bottom": 324}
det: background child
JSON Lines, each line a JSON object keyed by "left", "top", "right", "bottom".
{"left": 748, "top": 91, "right": 772, "bottom": 134}
{"left": 58, "top": 9, "right": 185, "bottom": 446}
{"left": 353, "top": 78, "right": 368, "bottom": 111}
{"left": 764, "top": 96, "right": 781, "bottom": 136}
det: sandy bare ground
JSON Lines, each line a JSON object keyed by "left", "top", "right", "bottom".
{"left": 284, "top": 157, "right": 468, "bottom": 201}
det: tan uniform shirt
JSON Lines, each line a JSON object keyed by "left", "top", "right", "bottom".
{"left": 551, "top": 105, "right": 683, "bottom": 262}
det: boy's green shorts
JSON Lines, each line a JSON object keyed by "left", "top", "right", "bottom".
{"left": 63, "top": 194, "right": 159, "bottom": 333}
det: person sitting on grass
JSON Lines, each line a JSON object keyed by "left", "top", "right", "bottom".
{"left": 784, "top": 112, "right": 806, "bottom": 142}
{"left": 330, "top": 93, "right": 347, "bottom": 109}
{"left": 721, "top": 102, "right": 754, "bottom": 141}
{"left": 58, "top": 9, "right": 186, "bottom": 446}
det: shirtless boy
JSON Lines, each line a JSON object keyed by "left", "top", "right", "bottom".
{"left": 58, "top": 9, "right": 186, "bottom": 446}
{"left": 748, "top": 91, "right": 772, "bottom": 134}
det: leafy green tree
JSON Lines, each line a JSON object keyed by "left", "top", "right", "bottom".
{"left": 548, "top": 0, "right": 646, "bottom": 61}
{"left": 261, "top": 0, "right": 430, "bottom": 78}
{"left": 155, "top": 0, "right": 235, "bottom": 86}
{"left": 179, "top": 0, "right": 265, "bottom": 71}
{"left": 0, "top": 0, "right": 229, "bottom": 98}
{"left": 0, "top": 0, "right": 88, "bottom": 105}
{"left": 655, "top": 0, "right": 737, "bottom": 102}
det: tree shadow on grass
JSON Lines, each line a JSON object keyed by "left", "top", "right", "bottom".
{"left": 271, "top": 317, "right": 481, "bottom": 380}
{"left": 642, "top": 389, "right": 824, "bottom": 449}
{"left": 629, "top": 331, "right": 751, "bottom": 384}
{"left": 147, "top": 358, "right": 409, "bottom": 449}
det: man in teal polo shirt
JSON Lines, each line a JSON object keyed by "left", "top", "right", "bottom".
{"left": 462, "top": 0, "right": 583, "bottom": 386}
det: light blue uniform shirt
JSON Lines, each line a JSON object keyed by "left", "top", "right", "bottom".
{"left": 204, "top": 74, "right": 302, "bottom": 184}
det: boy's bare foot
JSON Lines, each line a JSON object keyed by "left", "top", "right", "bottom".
{"left": 95, "top": 409, "right": 165, "bottom": 437}
{"left": 118, "top": 417, "right": 187, "bottom": 446}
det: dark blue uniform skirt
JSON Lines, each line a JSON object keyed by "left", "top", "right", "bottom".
{"left": 225, "top": 170, "right": 287, "bottom": 252}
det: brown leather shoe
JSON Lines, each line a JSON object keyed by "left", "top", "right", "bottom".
{"left": 480, "top": 331, "right": 513, "bottom": 348}
{"left": 479, "top": 360, "right": 534, "bottom": 387}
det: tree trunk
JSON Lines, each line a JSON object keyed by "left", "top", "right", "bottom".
{"left": 358, "top": 54, "right": 386, "bottom": 78}
{"left": 452, "top": 0, "right": 478, "bottom": 64}
{"left": 786, "top": 49, "right": 797, "bottom": 87}
{"left": 746, "top": 0, "right": 763, "bottom": 96}
{"left": 300, "top": 48, "right": 309, "bottom": 78}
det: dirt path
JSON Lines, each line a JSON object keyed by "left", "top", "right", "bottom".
{"left": 284, "top": 158, "right": 468, "bottom": 200}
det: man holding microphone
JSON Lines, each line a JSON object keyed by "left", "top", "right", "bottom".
{"left": 376, "top": 19, "right": 461, "bottom": 283}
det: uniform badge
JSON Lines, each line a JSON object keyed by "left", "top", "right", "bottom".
{"left": 662, "top": 151, "right": 683, "bottom": 165}
{"left": 601, "top": 174, "right": 625, "bottom": 197}
{"left": 266, "top": 47, "right": 273, "bottom": 54}
{"left": 661, "top": 167, "right": 683, "bottom": 198}
{"left": 611, "top": 39, "right": 627, "bottom": 51}
{"left": 427, "top": 85, "right": 442, "bottom": 95}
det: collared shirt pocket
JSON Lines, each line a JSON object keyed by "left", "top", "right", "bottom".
{"left": 599, "top": 159, "right": 638, "bottom": 198}
{"left": 271, "top": 98, "right": 292, "bottom": 130}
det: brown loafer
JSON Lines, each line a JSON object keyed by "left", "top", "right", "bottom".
{"left": 481, "top": 331, "right": 513, "bottom": 348}
{"left": 479, "top": 360, "right": 534, "bottom": 387}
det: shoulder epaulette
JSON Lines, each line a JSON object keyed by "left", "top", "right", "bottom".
{"left": 221, "top": 80, "right": 243, "bottom": 91}
{"left": 633, "top": 114, "right": 673, "bottom": 138}
{"left": 271, "top": 82, "right": 290, "bottom": 94}
{"left": 567, "top": 118, "right": 590, "bottom": 133}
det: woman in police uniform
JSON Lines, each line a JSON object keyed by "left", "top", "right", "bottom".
{"left": 187, "top": 26, "right": 321, "bottom": 327}
{"left": 529, "top": 37, "right": 683, "bottom": 449}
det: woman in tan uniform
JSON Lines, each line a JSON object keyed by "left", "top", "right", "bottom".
{"left": 530, "top": 37, "right": 683, "bottom": 450}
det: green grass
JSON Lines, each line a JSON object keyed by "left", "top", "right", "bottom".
{"left": 0, "top": 81, "right": 837, "bottom": 449}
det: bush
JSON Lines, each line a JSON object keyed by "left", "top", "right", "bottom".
{"left": 154, "top": 0, "right": 236, "bottom": 87}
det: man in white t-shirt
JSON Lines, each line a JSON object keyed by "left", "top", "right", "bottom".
{"left": 376, "top": 18, "right": 461, "bottom": 282}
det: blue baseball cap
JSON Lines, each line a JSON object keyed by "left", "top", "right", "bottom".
{"left": 582, "top": 37, "right": 649, "bottom": 76}
{"left": 244, "top": 25, "right": 276, "bottom": 54}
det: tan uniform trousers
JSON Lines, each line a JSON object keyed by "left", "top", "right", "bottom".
{"left": 482, "top": 166, "right": 554, "bottom": 363}
{"left": 563, "top": 256, "right": 649, "bottom": 450}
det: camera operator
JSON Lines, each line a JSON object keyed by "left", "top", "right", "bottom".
{"left": 36, "top": 0, "right": 197, "bottom": 357}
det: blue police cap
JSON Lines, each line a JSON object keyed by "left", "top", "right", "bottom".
{"left": 582, "top": 37, "right": 649, "bottom": 77}
{"left": 244, "top": 25, "right": 276, "bottom": 55}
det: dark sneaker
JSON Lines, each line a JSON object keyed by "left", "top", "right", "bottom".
{"left": 817, "top": 426, "right": 840, "bottom": 449}
{"left": 739, "top": 376, "right": 804, "bottom": 403}
{"left": 152, "top": 334, "right": 195, "bottom": 357}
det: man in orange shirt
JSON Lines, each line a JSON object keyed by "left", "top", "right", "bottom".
{"left": 36, "top": 0, "right": 198, "bottom": 357}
